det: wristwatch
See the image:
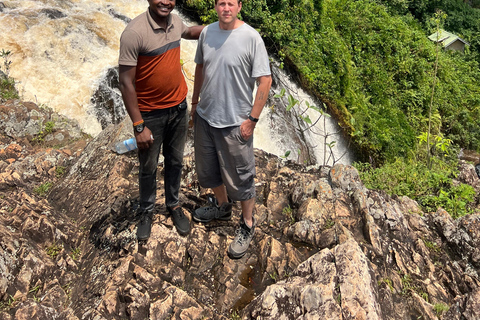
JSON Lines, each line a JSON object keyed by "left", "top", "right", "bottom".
{"left": 134, "top": 122, "right": 144, "bottom": 133}
{"left": 248, "top": 114, "right": 259, "bottom": 122}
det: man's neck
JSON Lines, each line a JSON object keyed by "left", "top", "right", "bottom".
{"left": 149, "top": 8, "right": 169, "bottom": 29}
{"left": 219, "top": 19, "right": 244, "bottom": 31}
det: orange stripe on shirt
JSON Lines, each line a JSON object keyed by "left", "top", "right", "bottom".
{"left": 136, "top": 47, "right": 187, "bottom": 111}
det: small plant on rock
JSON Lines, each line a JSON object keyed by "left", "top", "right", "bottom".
{"left": 0, "top": 49, "right": 19, "bottom": 101}
{"left": 433, "top": 303, "right": 449, "bottom": 317}
{"left": 378, "top": 278, "right": 394, "bottom": 293}
{"left": 46, "top": 242, "right": 63, "bottom": 259}
{"left": 282, "top": 205, "right": 295, "bottom": 225}
{"left": 55, "top": 166, "right": 66, "bottom": 178}
{"left": 34, "top": 181, "right": 53, "bottom": 197}
{"left": 33, "top": 120, "right": 55, "bottom": 144}
{"left": 230, "top": 310, "right": 241, "bottom": 320}
{"left": 70, "top": 247, "right": 81, "bottom": 261}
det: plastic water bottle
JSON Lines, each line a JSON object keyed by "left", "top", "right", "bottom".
{"left": 115, "top": 137, "right": 137, "bottom": 154}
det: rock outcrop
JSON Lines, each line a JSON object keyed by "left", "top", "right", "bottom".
{"left": 1, "top": 99, "right": 480, "bottom": 319}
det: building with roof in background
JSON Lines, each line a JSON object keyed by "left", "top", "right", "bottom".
{"left": 428, "top": 29, "right": 470, "bottom": 52}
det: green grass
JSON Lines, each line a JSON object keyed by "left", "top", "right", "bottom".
{"left": 34, "top": 181, "right": 53, "bottom": 197}
{"left": 0, "top": 49, "right": 19, "bottom": 101}
{"left": 46, "top": 242, "right": 62, "bottom": 259}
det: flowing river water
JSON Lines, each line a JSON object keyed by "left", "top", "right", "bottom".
{"left": 0, "top": 0, "right": 353, "bottom": 165}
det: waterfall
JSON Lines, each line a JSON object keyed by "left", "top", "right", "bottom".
{"left": 0, "top": 0, "right": 352, "bottom": 165}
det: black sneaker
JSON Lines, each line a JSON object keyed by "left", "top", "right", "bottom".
{"left": 228, "top": 217, "right": 256, "bottom": 259}
{"left": 137, "top": 210, "right": 153, "bottom": 241}
{"left": 192, "top": 196, "right": 232, "bottom": 223}
{"left": 168, "top": 206, "right": 190, "bottom": 236}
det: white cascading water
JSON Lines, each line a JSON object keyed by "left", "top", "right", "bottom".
{"left": 0, "top": 0, "right": 352, "bottom": 165}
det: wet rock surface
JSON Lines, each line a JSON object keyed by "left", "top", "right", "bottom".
{"left": 1, "top": 99, "right": 480, "bottom": 319}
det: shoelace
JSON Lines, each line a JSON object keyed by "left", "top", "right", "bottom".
{"left": 235, "top": 225, "right": 250, "bottom": 245}
{"left": 172, "top": 208, "right": 187, "bottom": 220}
{"left": 140, "top": 215, "right": 150, "bottom": 225}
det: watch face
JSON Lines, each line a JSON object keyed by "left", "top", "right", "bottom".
{"left": 135, "top": 123, "right": 144, "bottom": 133}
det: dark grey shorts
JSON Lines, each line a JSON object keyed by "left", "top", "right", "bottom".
{"left": 194, "top": 113, "right": 256, "bottom": 202}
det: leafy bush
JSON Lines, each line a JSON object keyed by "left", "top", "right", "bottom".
{"left": 0, "top": 49, "right": 19, "bottom": 101}
{"left": 179, "top": 0, "right": 480, "bottom": 217}
{"left": 354, "top": 156, "right": 476, "bottom": 218}
{"left": 178, "top": 0, "right": 480, "bottom": 164}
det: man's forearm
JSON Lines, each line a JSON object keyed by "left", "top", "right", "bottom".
{"left": 250, "top": 75, "right": 272, "bottom": 119}
{"left": 120, "top": 84, "right": 142, "bottom": 124}
{"left": 191, "top": 64, "right": 204, "bottom": 105}
{"left": 184, "top": 25, "right": 205, "bottom": 40}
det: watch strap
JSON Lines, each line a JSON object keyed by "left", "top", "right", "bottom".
{"left": 248, "top": 114, "right": 259, "bottom": 122}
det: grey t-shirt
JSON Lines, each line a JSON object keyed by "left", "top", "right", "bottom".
{"left": 194, "top": 22, "right": 271, "bottom": 128}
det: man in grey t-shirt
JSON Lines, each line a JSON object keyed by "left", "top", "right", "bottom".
{"left": 190, "top": 0, "right": 272, "bottom": 259}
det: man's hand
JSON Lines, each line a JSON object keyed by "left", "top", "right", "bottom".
{"left": 240, "top": 119, "right": 256, "bottom": 141}
{"left": 189, "top": 103, "right": 197, "bottom": 128}
{"left": 135, "top": 127, "right": 154, "bottom": 150}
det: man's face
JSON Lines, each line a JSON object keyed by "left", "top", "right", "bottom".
{"left": 148, "top": 0, "right": 175, "bottom": 19}
{"left": 215, "top": 0, "right": 242, "bottom": 26}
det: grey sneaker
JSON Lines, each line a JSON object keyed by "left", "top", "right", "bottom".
{"left": 193, "top": 196, "right": 232, "bottom": 223}
{"left": 228, "top": 218, "right": 256, "bottom": 259}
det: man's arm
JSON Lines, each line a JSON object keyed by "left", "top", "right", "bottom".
{"left": 182, "top": 25, "right": 204, "bottom": 40}
{"left": 118, "top": 65, "right": 153, "bottom": 149}
{"left": 240, "top": 74, "right": 272, "bottom": 140}
{"left": 190, "top": 63, "right": 204, "bottom": 120}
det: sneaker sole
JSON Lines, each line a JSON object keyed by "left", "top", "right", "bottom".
{"left": 192, "top": 214, "right": 232, "bottom": 223}
{"left": 137, "top": 234, "right": 150, "bottom": 241}
{"left": 176, "top": 225, "right": 191, "bottom": 236}
{"left": 227, "top": 249, "right": 247, "bottom": 259}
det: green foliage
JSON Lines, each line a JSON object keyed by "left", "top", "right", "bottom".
{"left": 433, "top": 302, "right": 450, "bottom": 317}
{"left": 230, "top": 310, "right": 241, "bottom": 320}
{"left": 421, "top": 183, "right": 475, "bottom": 219}
{"left": 0, "top": 49, "right": 19, "bottom": 101}
{"left": 378, "top": 278, "right": 394, "bottom": 293}
{"left": 55, "top": 166, "right": 66, "bottom": 178}
{"left": 323, "top": 219, "right": 335, "bottom": 230}
{"left": 33, "top": 120, "right": 55, "bottom": 144}
{"left": 180, "top": 0, "right": 480, "bottom": 164}
{"left": 34, "top": 181, "right": 53, "bottom": 197}
{"left": 70, "top": 247, "right": 81, "bottom": 261}
{"left": 355, "top": 155, "right": 476, "bottom": 218}
{"left": 282, "top": 205, "right": 295, "bottom": 225}
{"left": 423, "top": 239, "right": 440, "bottom": 254}
{"left": 46, "top": 242, "right": 63, "bottom": 259}
{"left": 400, "top": 272, "right": 413, "bottom": 295}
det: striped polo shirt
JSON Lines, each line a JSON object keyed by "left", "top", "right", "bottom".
{"left": 119, "top": 11, "right": 188, "bottom": 112}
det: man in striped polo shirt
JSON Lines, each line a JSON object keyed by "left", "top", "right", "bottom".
{"left": 119, "top": 0, "right": 203, "bottom": 240}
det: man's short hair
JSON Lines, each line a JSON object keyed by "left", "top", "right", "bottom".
{"left": 215, "top": 0, "right": 242, "bottom": 4}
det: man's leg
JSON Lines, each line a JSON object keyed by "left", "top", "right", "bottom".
{"left": 192, "top": 115, "right": 233, "bottom": 223}
{"left": 192, "top": 183, "right": 233, "bottom": 223}
{"left": 240, "top": 197, "right": 255, "bottom": 227}
{"left": 163, "top": 101, "right": 187, "bottom": 209}
{"left": 137, "top": 110, "right": 167, "bottom": 240}
{"left": 228, "top": 197, "right": 256, "bottom": 259}
{"left": 212, "top": 184, "right": 229, "bottom": 206}
{"left": 163, "top": 101, "right": 190, "bottom": 235}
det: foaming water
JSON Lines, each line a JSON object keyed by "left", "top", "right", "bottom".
{"left": 1, "top": 0, "right": 146, "bottom": 135}
{"left": 255, "top": 64, "right": 353, "bottom": 165}
{"left": 1, "top": 1, "right": 351, "bottom": 165}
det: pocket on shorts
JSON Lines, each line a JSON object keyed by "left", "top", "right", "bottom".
{"left": 236, "top": 164, "right": 255, "bottom": 186}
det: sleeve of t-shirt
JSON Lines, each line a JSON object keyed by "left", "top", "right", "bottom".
{"left": 118, "top": 29, "right": 141, "bottom": 66}
{"left": 194, "top": 28, "right": 207, "bottom": 65}
{"left": 178, "top": 15, "right": 189, "bottom": 37}
{"left": 251, "top": 33, "right": 271, "bottom": 78}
